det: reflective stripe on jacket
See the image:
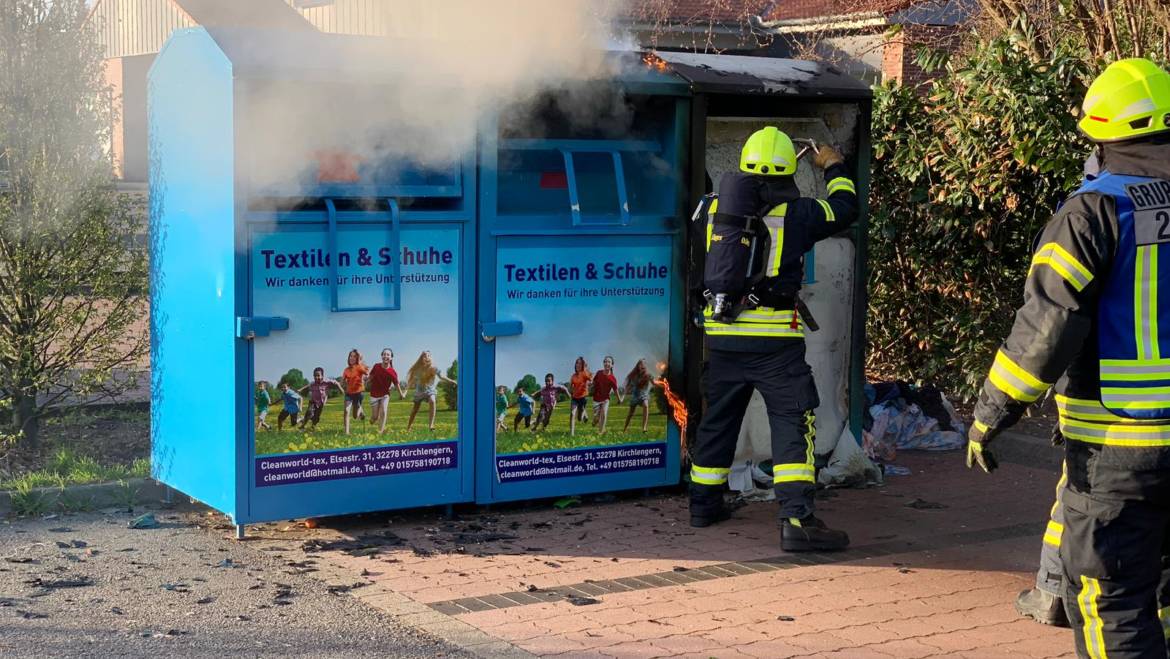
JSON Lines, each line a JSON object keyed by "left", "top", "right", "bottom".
{"left": 700, "top": 164, "right": 859, "bottom": 352}
{"left": 972, "top": 166, "right": 1170, "bottom": 446}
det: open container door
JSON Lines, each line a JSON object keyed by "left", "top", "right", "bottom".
{"left": 662, "top": 51, "right": 873, "bottom": 466}
{"left": 475, "top": 71, "right": 690, "bottom": 504}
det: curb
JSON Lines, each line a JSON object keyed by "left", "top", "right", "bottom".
{"left": 996, "top": 430, "right": 1063, "bottom": 472}
{"left": 0, "top": 477, "right": 169, "bottom": 516}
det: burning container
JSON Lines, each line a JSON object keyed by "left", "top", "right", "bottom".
{"left": 149, "top": 27, "right": 870, "bottom": 532}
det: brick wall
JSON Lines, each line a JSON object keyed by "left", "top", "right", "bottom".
{"left": 880, "top": 23, "right": 961, "bottom": 88}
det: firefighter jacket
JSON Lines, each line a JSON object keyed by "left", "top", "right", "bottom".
{"left": 702, "top": 163, "right": 859, "bottom": 352}
{"left": 973, "top": 139, "right": 1170, "bottom": 447}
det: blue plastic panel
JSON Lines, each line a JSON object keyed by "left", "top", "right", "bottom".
{"left": 148, "top": 28, "right": 241, "bottom": 518}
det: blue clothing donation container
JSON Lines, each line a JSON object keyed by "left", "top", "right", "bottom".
{"left": 148, "top": 28, "right": 871, "bottom": 529}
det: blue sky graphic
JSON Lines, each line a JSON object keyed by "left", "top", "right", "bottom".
{"left": 494, "top": 238, "right": 672, "bottom": 390}
{"left": 251, "top": 226, "right": 460, "bottom": 385}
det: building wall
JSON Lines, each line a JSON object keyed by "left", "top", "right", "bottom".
{"left": 880, "top": 24, "right": 960, "bottom": 88}
{"left": 88, "top": 0, "right": 195, "bottom": 59}
{"left": 103, "top": 57, "right": 125, "bottom": 178}
{"left": 121, "top": 54, "right": 155, "bottom": 182}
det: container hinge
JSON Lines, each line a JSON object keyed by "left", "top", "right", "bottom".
{"left": 237, "top": 316, "right": 290, "bottom": 340}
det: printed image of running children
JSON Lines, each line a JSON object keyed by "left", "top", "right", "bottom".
{"left": 622, "top": 360, "right": 659, "bottom": 433}
{"left": 567, "top": 356, "right": 592, "bottom": 436}
{"left": 494, "top": 361, "right": 669, "bottom": 455}
{"left": 369, "top": 348, "right": 406, "bottom": 435}
{"left": 532, "top": 373, "right": 569, "bottom": 433}
{"left": 297, "top": 367, "right": 341, "bottom": 431}
{"left": 513, "top": 386, "right": 535, "bottom": 431}
{"left": 623, "top": 358, "right": 654, "bottom": 433}
{"left": 591, "top": 356, "right": 621, "bottom": 436}
{"left": 255, "top": 381, "right": 272, "bottom": 431}
{"left": 495, "top": 385, "right": 510, "bottom": 433}
{"left": 252, "top": 354, "right": 460, "bottom": 455}
{"left": 340, "top": 349, "right": 370, "bottom": 435}
{"left": 276, "top": 382, "right": 302, "bottom": 430}
{"left": 405, "top": 350, "right": 457, "bottom": 432}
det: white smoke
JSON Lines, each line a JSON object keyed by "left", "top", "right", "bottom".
{"left": 240, "top": 0, "right": 639, "bottom": 193}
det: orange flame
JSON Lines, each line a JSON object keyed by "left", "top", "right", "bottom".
{"left": 642, "top": 51, "right": 668, "bottom": 72}
{"left": 312, "top": 149, "right": 364, "bottom": 183}
{"left": 654, "top": 377, "right": 688, "bottom": 456}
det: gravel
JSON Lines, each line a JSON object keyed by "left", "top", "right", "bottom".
{"left": 0, "top": 506, "right": 469, "bottom": 658}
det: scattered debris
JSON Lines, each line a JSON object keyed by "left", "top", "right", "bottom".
{"left": 905, "top": 498, "right": 948, "bottom": 510}
{"left": 326, "top": 582, "right": 370, "bottom": 595}
{"left": 553, "top": 497, "right": 580, "bottom": 510}
{"left": 128, "top": 514, "right": 159, "bottom": 530}
{"left": 273, "top": 584, "right": 295, "bottom": 605}
{"left": 27, "top": 577, "right": 94, "bottom": 591}
{"left": 301, "top": 533, "right": 404, "bottom": 557}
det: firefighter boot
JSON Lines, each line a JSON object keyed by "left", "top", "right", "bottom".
{"left": 1014, "top": 588, "right": 1069, "bottom": 627}
{"left": 781, "top": 515, "right": 849, "bottom": 552}
{"left": 689, "top": 483, "right": 732, "bottom": 528}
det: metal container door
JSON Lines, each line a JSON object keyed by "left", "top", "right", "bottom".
{"left": 475, "top": 96, "right": 687, "bottom": 504}
{"left": 243, "top": 203, "right": 474, "bottom": 523}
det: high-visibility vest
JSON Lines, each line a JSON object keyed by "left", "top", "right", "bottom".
{"left": 1073, "top": 172, "right": 1170, "bottom": 419}
{"left": 702, "top": 198, "right": 803, "bottom": 339}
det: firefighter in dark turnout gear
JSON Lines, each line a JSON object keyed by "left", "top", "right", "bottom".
{"left": 691, "top": 127, "right": 858, "bottom": 552}
{"left": 966, "top": 58, "right": 1170, "bottom": 658}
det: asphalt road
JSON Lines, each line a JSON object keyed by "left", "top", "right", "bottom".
{"left": 0, "top": 505, "right": 468, "bottom": 658}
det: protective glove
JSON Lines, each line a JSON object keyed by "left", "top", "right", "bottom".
{"left": 965, "top": 424, "right": 999, "bottom": 474}
{"left": 813, "top": 145, "right": 845, "bottom": 169}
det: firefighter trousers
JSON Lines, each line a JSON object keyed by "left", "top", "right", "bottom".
{"left": 691, "top": 343, "right": 820, "bottom": 520}
{"left": 1060, "top": 441, "right": 1170, "bottom": 658}
{"left": 1036, "top": 462, "right": 1067, "bottom": 596}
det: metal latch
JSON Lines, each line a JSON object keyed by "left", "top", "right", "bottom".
{"left": 237, "top": 316, "right": 290, "bottom": 340}
{"left": 480, "top": 320, "right": 523, "bottom": 343}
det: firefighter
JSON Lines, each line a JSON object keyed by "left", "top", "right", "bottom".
{"left": 690, "top": 126, "right": 858, "bottom": 552}
{"left": 965, "top": 58, "right": 1170, "bottom": 657}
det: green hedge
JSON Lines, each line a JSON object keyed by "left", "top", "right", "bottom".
{"left": 866, "top": 37, "right": 1090, "bottom": 400}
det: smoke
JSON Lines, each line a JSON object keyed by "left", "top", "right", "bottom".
{"left": 241, "top": 0, "right": 639, "bottom": 194}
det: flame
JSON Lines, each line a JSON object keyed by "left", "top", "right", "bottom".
{"left": 654, "top": 377, "right": 688, "bottom": 456}
{"left": 312, "top": 149, "right": 364, "bottom": 183}
{"left": 642, "top": 51, "right": 668, "bottom": 72}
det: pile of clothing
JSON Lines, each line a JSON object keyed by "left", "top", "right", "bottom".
{"left": 862, "top": 381, "right": 966, "bottom": 465}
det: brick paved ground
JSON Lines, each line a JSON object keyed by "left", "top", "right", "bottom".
{"left": 251, "top": 451, "right": 1076, "bottom": 658}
